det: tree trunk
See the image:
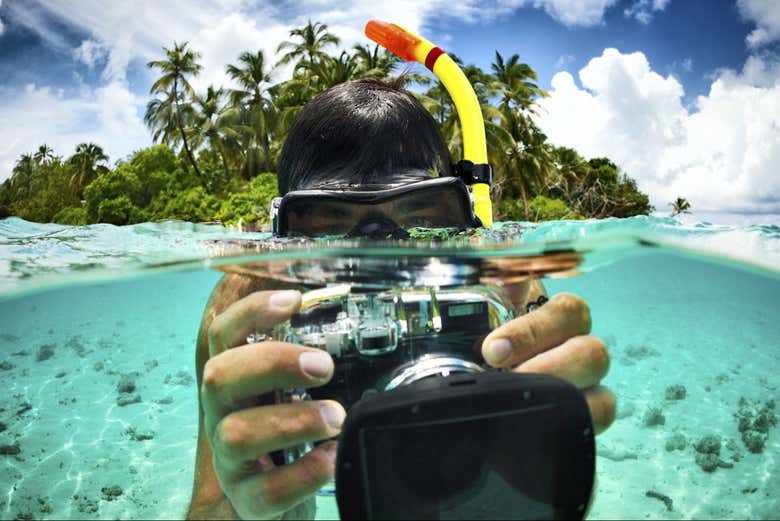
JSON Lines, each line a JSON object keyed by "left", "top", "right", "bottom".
{"left": 173, "top": 77, "right": 205, "bottom": 184}
{"left": 262, "top": 132, "right": 271, "bottom": 173}
{"left": 218, "top": 143, "right": 231, "bottom": 184}
{"left": 519, "top": 180, "right": 530, "bottom": 220}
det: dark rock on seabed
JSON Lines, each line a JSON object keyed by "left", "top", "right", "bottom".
{"left": 695, "top": 435, "right": 721, "bottom": 455}
{"left": 126, "top": 426, "right": 155, "bottom": 441}
{"left": 116, "top": 372, "right": 139, "bottom": 394}
{"left": 665, "top": 384, "right": 687, "bottom": 400}
{"left": 35, "top": 344, "right": 55, "bottom": 362}
{"left": 117, "top": 394, "right": 142, "bottom": 407}
{"left": 694, "top": 435, "right": 733, "bottom": 472}
{"left": 0, "top": 443, "right": 21, "bottom": 455}
{"left": 735, "top": 398, "right": 777, "bottom": 453}
{"left": 101, "top": 485, "right": 123, "bottom": 501}
{"left": 643, "top": 406, "right": 666, "bottom": 427}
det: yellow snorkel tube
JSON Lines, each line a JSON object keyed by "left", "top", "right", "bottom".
{"left": 365, "top": 20, "right": 494, "bottom": 227}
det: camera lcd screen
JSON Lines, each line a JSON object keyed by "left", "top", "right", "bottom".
{"left": 358, "top": 404, "right": 560, "bottom": 520}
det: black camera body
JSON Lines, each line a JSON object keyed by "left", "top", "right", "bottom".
{"left": 273, "top": 284, "right": 516, "bottom": 409}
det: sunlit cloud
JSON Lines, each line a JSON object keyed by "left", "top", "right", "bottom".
{"left": 738, "top": 0, "right": 780, "bottom": 48}
{"left": 535, "top": 49, "right": 780, "bottom": 213}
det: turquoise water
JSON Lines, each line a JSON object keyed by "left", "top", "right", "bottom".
{"left": 0, "top": 216, "right": 778, "bottom": 519}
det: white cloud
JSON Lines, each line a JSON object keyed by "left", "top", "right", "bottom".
{"left": 73, "top": 39, "right": 107, "bottom": 69}
{"left": 0, "top": 0, "right": 5, "bottom": 37}
{"left": 0, "top": 82, "right": 150, "bottom": 179}
{"left": 535, "top": 49, "right": 780, "bottom": 214}
{"left": 491, "top": 0, "right": 620, "bottom": 26}
{"left": 738, "top": 0, "right": 780, "bottom": 48}
{"left": 623, "top": 0, "right": 670, "bottom": 24}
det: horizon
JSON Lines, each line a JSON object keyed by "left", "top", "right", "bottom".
{"left": 0, "top": 0, "right": 778, "bottom": 224}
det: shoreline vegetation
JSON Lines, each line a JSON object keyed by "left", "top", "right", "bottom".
{"left": 0, "top": 21, "right": 654, "bottom": 229}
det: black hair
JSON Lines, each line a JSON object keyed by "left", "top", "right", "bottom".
{"left": 278, "top": 78, "right": 453, "bottom": 194}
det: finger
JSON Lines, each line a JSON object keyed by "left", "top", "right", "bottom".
{"left": 209, "top": 290, "right": 301, "bottom": 356}
{"left": 230, "top": 442, "right": 337, "bottom": 519}
{"left": 213, "top": 401, "right": 345, "bottom": 472}
{"left": 513, "top": 335, "right": 609, "bottom": 389}
{"left": 201, "top": 342, "right": 334, "bottom": 435}
{"left": 583, "top": 385, "right": 616, "bottom": 435}
{"left": 481, "top": 293, "right": 591, "bottom": 368}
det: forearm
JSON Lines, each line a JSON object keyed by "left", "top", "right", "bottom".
{"left": 187, "top": 496, "right": 240, "bottom": 520}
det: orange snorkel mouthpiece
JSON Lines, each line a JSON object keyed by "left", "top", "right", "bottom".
{"left": 364, "top": 20, "right": 421, "bottom": 62}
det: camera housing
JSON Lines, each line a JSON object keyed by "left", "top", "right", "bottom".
{"left": 273, "top": 284, "right": 516, "bottom": 408}
{"left": 336, "top": 371, "right": 596, "bottom": 520}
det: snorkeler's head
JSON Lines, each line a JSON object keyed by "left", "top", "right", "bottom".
{"left": 277, "top": 78, "right": 453, "bottom": 195}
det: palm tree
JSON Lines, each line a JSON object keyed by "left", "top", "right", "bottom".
{"left": 225, "top": 50, "right": 278, "bottom": 174}
{"left": 352, "top": 44, "right": 400, "bottom": 78}
{"left": 33, "top": 144, "right": 55, "bottom": 166}
{"left": 146, "top": 41, "right": 204, "bottom": 182}
{"left": 488, "top": 111, "right": 554, "bottom": 219}
{"left": 11, "top": 153, "right": 36, "bottom": 198}
{"left": 669, "top": 197, "right": 691, "bottom": 217}
{"left": 549, "top": 146, "right": 589, "bottom": 201}
{"left": 489, "top": 52, "right": 547, "bottom": 114}
{"left": 299, "top": 51, "right": 361, "bottom": 90}
{"left": 68, "top": 143, "right": 109, "bottom": 197}
{"left": 277, "top": 21, "right": 340, "bottom": 68}
{"left": 189, "top": 86, "right": 236, "bottom": 182}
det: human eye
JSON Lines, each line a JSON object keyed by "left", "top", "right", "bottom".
{"left": 407, "top": 214, "right": 436, "bottom": 228}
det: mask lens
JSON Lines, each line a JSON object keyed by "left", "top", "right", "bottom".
{"left": 284, "top": 199, "right": 359, "bottom": 237}
{"left": 279, "top": 180, "right": 477, "bottom": 237}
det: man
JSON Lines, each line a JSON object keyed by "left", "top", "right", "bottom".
{"left": 187, "top": 78, "right": 615, "bottom": 520}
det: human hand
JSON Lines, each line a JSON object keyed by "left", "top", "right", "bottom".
{"left": 200, "top": 290, "right": 344, "bottom": 519}
{"left": 481, "top": 292, "right": 615, "bottom": 434}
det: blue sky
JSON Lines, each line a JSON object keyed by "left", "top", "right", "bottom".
{"left": 0, "top": 0, "right": 779, "bottom": 220}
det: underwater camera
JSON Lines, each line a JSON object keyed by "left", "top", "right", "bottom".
{"left": 269, "top": 284, "right": 596, "bottom": 520}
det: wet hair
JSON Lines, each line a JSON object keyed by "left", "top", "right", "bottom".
{"left": 278, "top": 78, "right": 453, "bottom": 194}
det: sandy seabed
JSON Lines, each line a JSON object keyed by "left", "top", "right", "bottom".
{"left": 0, "top": 252, "right": 778, "bottom": 520}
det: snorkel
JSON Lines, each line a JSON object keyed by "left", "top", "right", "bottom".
{"left": 365, "top": 20, "right": 494, "bottom": 227}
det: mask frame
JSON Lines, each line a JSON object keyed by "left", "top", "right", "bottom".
{"left": 271, "top": 177, "right": 483, "bottom": 237}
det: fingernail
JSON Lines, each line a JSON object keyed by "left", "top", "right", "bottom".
{"left": 486, "top": 338, "right": 512, "bottom": 365}
{"left": 299, "top": 351, "right": 333, "bottom": 380}
{"left": 320, "top": 403, "right": 346, "bottom": 430}
{"left": 269, "top": 290, "right": 300, "bottom": 311}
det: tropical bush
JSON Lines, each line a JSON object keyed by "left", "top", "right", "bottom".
{"left": 52, "top": 207, "right": 89, "bottom": 225}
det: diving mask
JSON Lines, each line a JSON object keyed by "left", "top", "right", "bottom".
{"left": 270, "top": 177, "right": 483, "bottom": 237}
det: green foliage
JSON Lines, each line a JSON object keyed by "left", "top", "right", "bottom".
{"left": 83, "top": 166, "right": 144, "bottom": 224}
{"left": 156, "top": 186, "right": 221, "bottom": 222}
{"left": 528, "top": 195, "right": 580, "bottom": 221}
{"left": 96, "top": 196, "right": 145, "bottom": 225}
{"left": 52, "top": 207, "right": 88, "bottom": 226}
{"left": 216, "top": 173, "right": 278, "bottom": 227}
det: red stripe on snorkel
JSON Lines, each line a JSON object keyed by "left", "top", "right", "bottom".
{"left": 425, "top": 47, "right": 445, "bottom": 71}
